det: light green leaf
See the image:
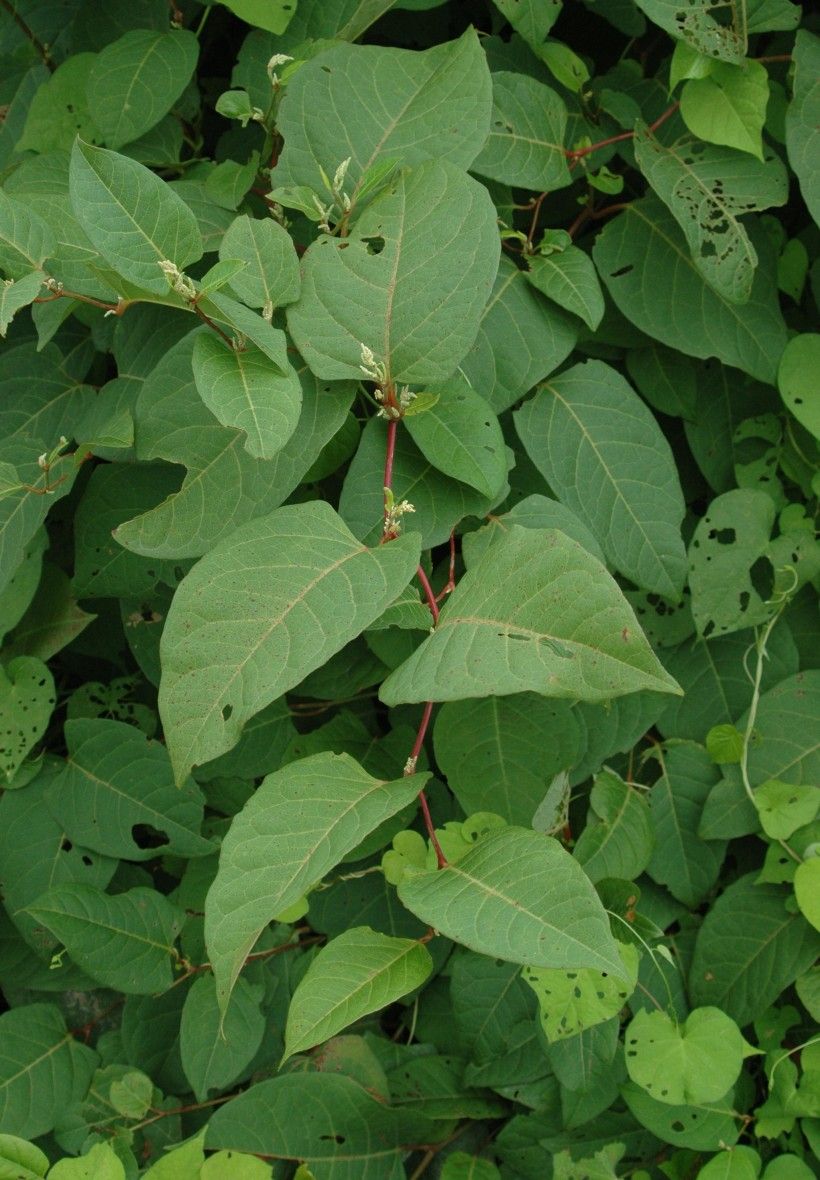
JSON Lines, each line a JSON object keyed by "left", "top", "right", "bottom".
{"left": 399, "top": 826, "right": 624, "bottom": 974}
{"left": 0, "top": 1003, "right": 96, "bottom": 1139}
{"left": 284, "top": 927, "right": 433, "bottom": 1059}
{"left": 463, "top": 493, "right": 604, "bottom": 567}
{"left": 116, "top": 335, "right": 353, "bottom": 557}
{"left": 434, "top": 695, "right": 580, "bottom": 826}
{"left": 0, "top": 1134, "right": 49, "bottom": 1180}
{"left": 634, "top": 125, "right": 788, "bottom": 303}
{"left": 689, "top": 874, "right": 820, "bottom": 1026}
{"left": 625, "top": 1007, "right": 745, "bottom": 1104}
{"left": 515, "top": 359, "right": 687, "bottom": 598}
{"left": 69, "top": 139, "right": 202, "bottom": 293}
{"left": 26, "top": 884, "right": 184, "bottom": 994}
{"left": 160, "top": 501, "right": 419, "bottom": 781}
{"left": 696, "top": 1146, "right": 762, "bottom": 1180}
{"left": 45, "top": 718, "right": 213, "bottom": 861}
{"left": 526, "top": 248, "right": 604, "bottom": 331}
{"left": 573, "top": 769, "right": 654, "bottom": 884}
{"left": 441, "top": 1154, "right": 501, "bottom": 1180}
{"left": 404, "top": 377, "right": 506, "bottom": 499}
{"left": 786, "top": 31, "right": 820, "bottom": 228}
{"left": 754, "top": 780, "right": 820, "bottom": 840}
{"left": 778, "top": 334, "right": 820, "bottom": 439}
{"left": 272, "top": 30, "right": 491, "bottom": 195}
{"left": 525, "top": 941, "right": 639, "bottom": 1043}
{"left": 459, "top": 255, "right": 577, "bottom": 414}
{"left": 287, "top": 159, "right": 500, "bottom": 383}
{"left": 218, "top": 0, "right": 296, "bottom": 32}
{"left": 490, "top": 0, "right": 562, "bottom": 57}
{"left": 647, "top": 743, "right": 726, "bottom": 906}
{"left": 0, "top": 273, "right": 43, "bottom": 339}
{"left": 191, "top": 334, "right": 301, "bottom": 461}
{"left": 201, "top": 1151, "right": 272, "bottom": 1180}
{"left": 622, "top": 1081, "right": 741, "bottom": 1150}
{"left": 48, "top": 1143, "right": 125, "bottom": 1180}
{"left": 706, "top": 724, "right": 744, "bottom": 764}
{"left": 108, "top": 1069, "right": 153, "bottom": 1118}
{"left": 180, "top": 975, "right": 265, "bottom": 1101}
{"left": 631, "top": 0, "right": 746, "bottom": 61}
{"left": 86, "top": 29, "right": 198, "bottom": 150}
{"left": 141, "top": 1132, "right": 205, "bottom": 1179}
{"left": 380, "top": 526, "right": 680, "bottom": 705}
{"left": 680, "top": 61, "right": 770, "bottom": 160}
{"left": 472, "top": 71, "right": 571, "bottom": 191}
{"left": 0, "top": 657, "right": 55, "bottom": 782}
{"left": 794, "top": 858, "right": 820, "bottom": 932}
{"left": 594, "top": 197, "right": 787, "bottom": 384}
{"left": 205, "top": 752, "right": 429, "bottom": 1008}
{"left": 219, "top": 214, "right": 301, "bottom": 310}
{"left": 16, "top": 55, "right": 101, "bottom": 154}
{"left": 0, "top": 191, "right": 54, "bottom": 280}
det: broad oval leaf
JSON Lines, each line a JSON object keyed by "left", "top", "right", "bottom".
{"left": 525, "top": 247, "right": 605, "bottom": 331}
{"left": 786, "top": 31, "right": 820, "bottom": 229}
{"left": 69, "top": 139, "right": 202, "bottom": 293}
{"left": 404, "top": 377, "right": 506, "bottom": 499}
{"left": 0, "top": 190, "right": 54, "bottom": 278}
{"left": 398, "top": 826, "right": 624, "bottom": 975}
{"left": 159, "top": 500, "right": 420, "bottom": 782}
{"left": 573, "top": 769, "right": 654, "bottom": 884}
{"left": 379, "top": 526, "right": 681, "bottom": 706}
{"left": 514, "top": 359, "right": 687, "bottom": 598}
{"left": 472, "top": 71, "right": 571, "bottom": 191}
{"left": 191, "top": 333, "right": 301, "bottom": 460}
{"left": 204, "top": 751, "right": 430, "bottom": 1009}
{"left": 0, "top": 656, "right": 55, "bottom": 781}
{"left": 284, "top": 927, "right": 433, "bottom": 1060}
{"left": 219, "top": 214, "right": 301, "bottom": 310}
{"left": 631, "top": 0, "right": 746, "bottom": 61}
{"left": 524, "top": 941, "right": 639, "bottom": 1043}
{"left": 180, "top": 975, "right": 265, "bottom": 1102}
{"left": 286, "top": 159, "right": 500, "bottom": 383}
{"left": 624, "top": 1007, "right": 745, "bottom": 1104}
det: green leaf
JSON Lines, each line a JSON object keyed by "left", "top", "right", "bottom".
{"left": 69, "top": 139, "right": 202, "bottom": 293}
{"left": 680, "top": 61, "right": 770, "bottom": 160}
{"left": 441, "top": 1154, "right": 501, "bottom": 1180}
{"left": 284, "top": 927, "right": 433, "bottom": 1059}
{"left": 434, "top": 695, "right": 580, "bottom": 826}
{"left": 778, "top": 334, "right": 820, "bottom": 439}
{"left": 141, "top": 1132, "right": 205, "bottom": 1179}
{"left": 526, "top": 248, "right": 604, "bottom": 331}
{"left": 471, "top": 72, "right": 571, "bottom": 191}
{"left": 0, "top": 272, "right": 41, "bottom": 341}
{"left": 689, "top": 874, "right": 820, "bottom": 1026}
{"left": 631, "top": 0, "right": 745, "bottom": 62}
{"left": 159, "top": 501, "right": 420, "bottom": 782}
{"left": 573, "top": 769, "right": 654, "bottom": 884}
{"left": 524, "top": 941, "right": 639, "bottom": 1043}
{"left": 16, "top": 55, "right": 101, "bottom": 154}
{"left": 515, "top": 360, "right": 687, "bottom": 598}
{"left": 398, "top": 826, "right": 624, "bottom": 975}
{"left": 785, "top": 31, "right": 820, "bottom": 228}
{"left": 191, "top": 334, "right": 302, "bottom": 461}
{"left": 86, "top": 29, "right": 199, "bottom": 150}
{"left": 794, "top": 858, "right": 820, "bottom": 932}
{"left": 201, "top": 1152, "right": 272, "bottom": 1180}
{"left": 464, "top": 494, "right": 605, "bottom": 567}
{"left": 634, "top": 125, "right": 788, "bottom": 303}
{"left": 626, "top": 344, "right": 697, "bottom": 421}
{"left": 622, "top": 1082, "right": 741, "bottom": 1150}
{"left": 593, "top": 197, "right": 787, "bottom": 384}
{"left": 646, "top": 742, "right": 726, "bottom": 906}
{"left": 48, "top": 1143, "right": 125, "bottom": 1180}
{"left": 380, "top": 526, "right": 681, "bottom": 705}
{"left": 205, "top": 752, "right": 429, "bottom": 1008}
{"left": 26, "top": 883, "right": 184, "bottom": 994}
{"left": 490, "top": 0, "right": 562, "bottom": 57}
{"left": 696, "top": 1146, "right": 761, "bottom": 1180}
{"left": 45, "top": 718, "right": 213, "bottom": 861}
{"left": 706, "top": 724, "right": 744, "bottom": 764}
{"left": 219, "top": 214, "right": 301, "bottom": 310}
{"left": 0, "top": 1003, "right": 96, "bottom": 1139}
{"left": 272, "top": 30, "right": 492, "bottom": 195}
{"left": 625, "top": 1007, "right": 745, "bottom": 1104}
{"left": 0, "top": 656, "right": 55, "bottom": 782}
{"left": 287, "top": 159, "right": 500, "bottom": 383}
{"left": 218, "top": 0, "right": 296, "bottom": 33}
{"left": 0, "top": 190, "right": 54, "bottom": 278}
{"left": 0, "top": 1134, "right": 49, "bottom": 1180}
{"left": 753, "top": 780, "right": 819, "bottom": 840}
{"left": 404, "top": 377, "right": 506, "bottom": 499}
{"left": 459, "top": 255, "right": 577, "bottom": 414}
{"left": 180, "top": 975, "right": 266, "bottom": 1101}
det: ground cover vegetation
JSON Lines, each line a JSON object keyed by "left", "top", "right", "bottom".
{"left": 0, "top": 0, "right": 818, "bottom": 1175}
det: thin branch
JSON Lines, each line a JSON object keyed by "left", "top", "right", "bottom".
{"left": 0, "top": 0, "right": 54, "bottom": 70}
{"left": 415, "top": 565, "right": 440, "bottom": 625}
{"left": 566, "top": 100, "right": 679, "bottom": 162}
{"left": 34, "top": 286, "right": 126, "bottom": 314}
{"left": 192, "top": 302, "right": 236, "bottom": 347}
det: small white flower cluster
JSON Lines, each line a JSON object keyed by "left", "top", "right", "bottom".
{"left": 384, "top": 488, "right": 416, "bottom": 536}
{"left": 266, "top": 53, "right": 293, "bottom": 87}
{"left": 359, "top": 344, "right": 418, "bottom": 419}
{"left": 157, "top": 260, "right": 196, "bottom": 301}
{"left": 314, "top": 158, "right": 353, "bottom": 232}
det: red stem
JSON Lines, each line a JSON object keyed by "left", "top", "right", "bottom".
{"left": 566, "top": 100, "right": 680, "bottom": 162}
{"left": 415, "top": 565, "right": 440, "bottom": 624}
{"left": 381, "top": 416, "right": 398, "bottom": 539}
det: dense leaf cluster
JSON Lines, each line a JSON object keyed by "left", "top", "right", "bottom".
{"left": 0, "top": 0, "right": 818, "bottom": 1177}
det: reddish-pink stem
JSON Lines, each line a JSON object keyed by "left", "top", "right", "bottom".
{"left": 415, "top": 565, "right": 440, "bottom": 624}
{"left": 566, "top": 100, "right": 679, "bottom": 162}
{"left": 381, "top": 417, "right": 398, "bottom": 539}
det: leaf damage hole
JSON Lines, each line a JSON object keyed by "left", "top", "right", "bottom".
{"left": 131, "top": 823, "right": 170, "bottom": 851}
{"left": 362, "top": 235, "right": 385, "bottom": 255}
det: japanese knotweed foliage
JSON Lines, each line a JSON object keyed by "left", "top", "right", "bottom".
{"left": 0, "top": 0, "right": 818, "bottom": 1177}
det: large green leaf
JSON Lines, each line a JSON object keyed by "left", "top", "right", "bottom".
{"left": 179, "top": 976, "right": 265, "bottom": 1102}
{"left": 0, "top": 657, "right": 55, "bottom": 782}
{"left": 573, "top": 769, "right": 654, "bottom": 884}
{"left": 381, "top": 527, "right": 680, "bottom": 706}
{"left": 624, "top": 1007, "right": 745, "bottom": 1104}
{"left": 116, "top": 334, "right": 354, "bottom": 556}
{"left": 205, "top": 752, "right": 428, "bottom": 1008}
{"left": 525, "top": 247, "right": 604, "bottom": 331}
{"left": 16, "top": 55, "right": 101, "bottom": 155}
{"left": 286, "top": 159, "right": 500, "bottom": 383}
{"left": 786, "top": 31, "right": 820, "bottom": 228}
{"left": 206, "top": 1072, "right": 438, "bottom": 1175}
{"left": 779, "top": 334, "right": 820, "bottom": 439}
{"left": 69, "top": 140, "right": 202, "bottom": 293}
{"left": 86, "top": 29, "right": 198, "bottom": 150}
{"left": 593, "top": 197, "right": 787, "bottom": 384}
{"left": 0, "top": 190, "right": 54, "bottom": 278}
{"left": 218, "top": 214, "right": 301, "bottom": 311}
{"left": 490, "top": 0, "right": 563, "bottom": 57}
{"left": 398, "top": 827, "right": 624, "bottom": 975}
{"left": 0, "top": 1004, "right": 96, "bottom": 1139}
{"left": 272, "top": 30, "right": 491, "bottom": 194}
{"left": 525, "top": 942, "right": 639, "bottom": 1043}
{"left": 26, "top": 884, "right": 184, "bottom": 994}
{"left": 433, "top": 695, "right": 580, "bottom": 826}
{"left": 689, "top": 874, "right": 820, "bottom": 1026}
{"left": 191, "top": 334, "right": 301, "bottom": 461}
{"left": 45, "top": 718, "right": 213, "bottom": 861}
{"left": 472, "top": 71, "right": 571, "bottom": 190}
{"left": 634, "top": 125, "right": 788, "bottom": 303}
{"left": 159, "top": 501, "right": 419, "bottom": 782}
{"left": 404, "top": 377, "right": 506, "bottom": 499}
{"left": 284, "top": 927, "right": 433, "bottom": 1059}
{"left": 515, "top": 359, "right": 687, "bottom": 598}
{"left": 631, "top": 0, "right": 746, "bottom": 61}
{"left": 218, "top": 0, "right": 295, "bottom": 33}
{"left": 621, "top": 1082, "right": 741, "bottom": 1150}
{"left": 680, "top": 60, "right": 769, "bottom": 161}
